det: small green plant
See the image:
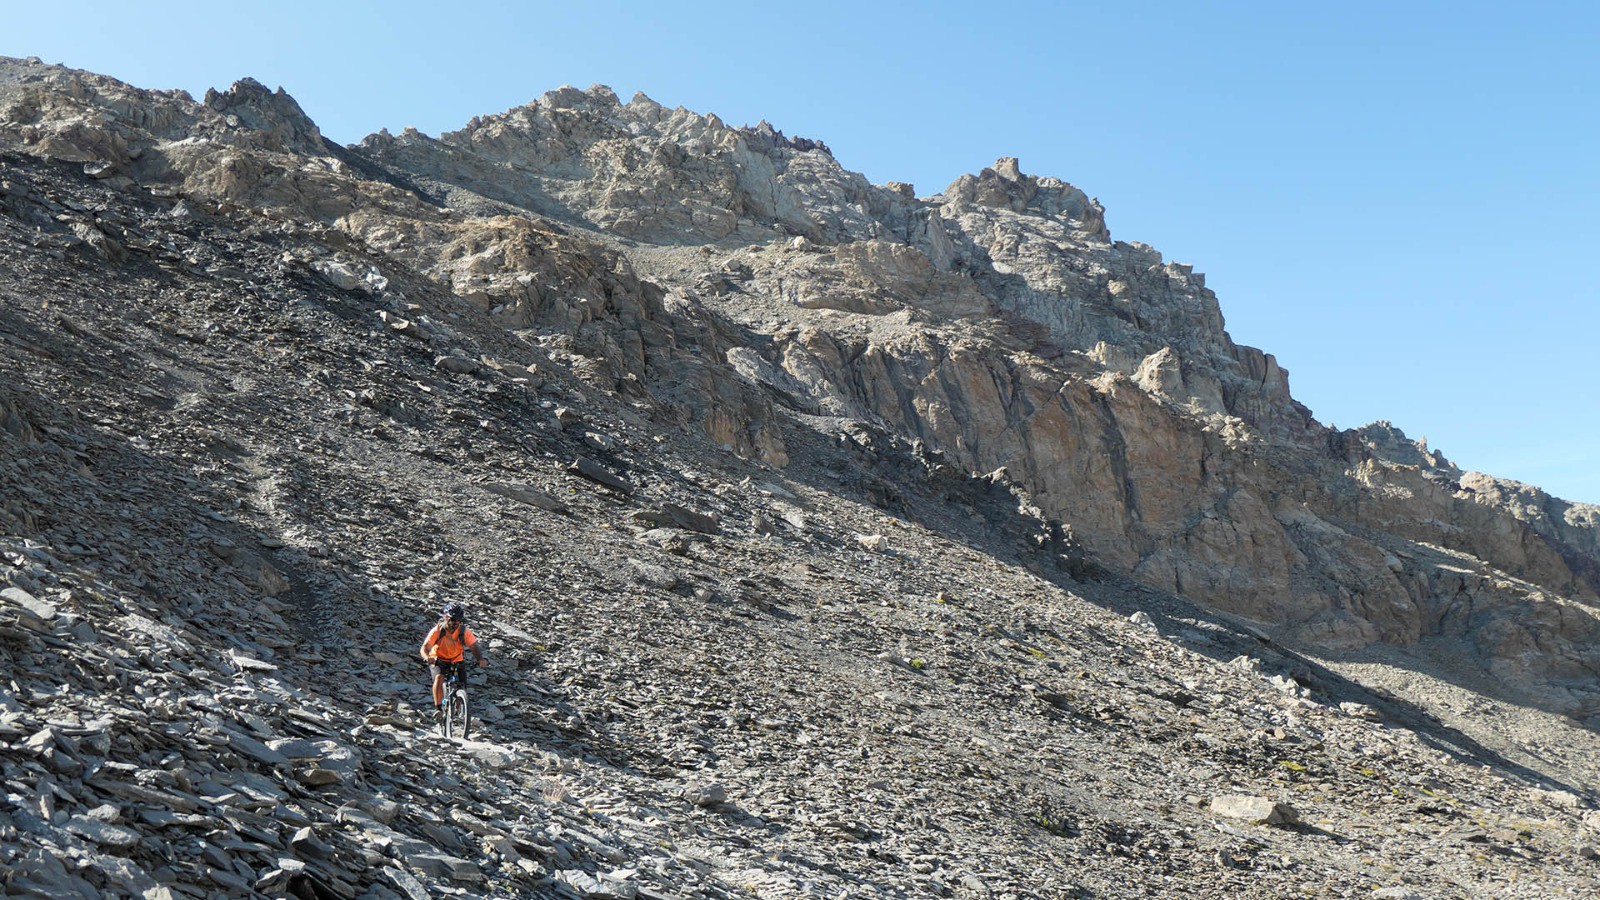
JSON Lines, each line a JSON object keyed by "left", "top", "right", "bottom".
{"left": 1279, "top": 760, "right": 1307, "bottom": 772}
{"left": 910, "top": 658, "right": 926, "bottom": 670}
{"left": 1035, "top": 814, "right": 1074, "bottom": 838}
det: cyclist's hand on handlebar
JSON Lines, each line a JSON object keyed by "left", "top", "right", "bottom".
{"left": 477, "top": 658, "right": 488, "bottom": 668}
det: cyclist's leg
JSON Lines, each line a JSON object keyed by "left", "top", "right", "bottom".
{"left": 430, "top": 662, "right": 445, "bottom": 708}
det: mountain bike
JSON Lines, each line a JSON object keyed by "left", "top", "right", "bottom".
{"left": 438, "top": 662, "right": 470, "bottom": 740}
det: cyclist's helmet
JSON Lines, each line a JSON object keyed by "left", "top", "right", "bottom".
{"left": 443, "top": 603, "right": 465, "bottom": 623}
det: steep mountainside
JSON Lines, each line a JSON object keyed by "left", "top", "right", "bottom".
{"left": 357, "top": 78, "right": 1600, "bottom": 722}
{"left": 1, "top": 57, "right": 1598, "bottom": 899}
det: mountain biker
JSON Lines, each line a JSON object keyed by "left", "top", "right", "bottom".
{"left": 421, "top": 603, "right": 486, "bottom": 719}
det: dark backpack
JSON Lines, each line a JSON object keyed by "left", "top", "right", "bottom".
{"left": 433, "top": 620, "right": 468, "bottom": 656}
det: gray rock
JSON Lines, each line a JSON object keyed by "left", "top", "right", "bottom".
{"left": 254, "top": 867, "right": 293, "bottom": 894}
{"left": 298, "top": 767, "right": 343, "bottom": 786}
{"left": 447, "top": 808, "right": 500, "bottom": 837}
{"left": 384, "top": 866, "right": 433, "bottom": 900}
{"left": 289, "top": 825, "right": 337, "bottom": 860}
{"left": 567, "top": 456, "right": 634, "bottom": 494}
{"left": 410, "top": 852, "right": 482, "bottom": 883}
{"left": 267, "top": 738, "right": 321, "bottom": 759}
{"left": 224, "top": 728, "right": 289, "bottom": 767}
{"left": 313, "top": 259, "right": 387, "bottom": 294}
{"left": 64, "top": 814, "right": 142, "bottom": 849}
{"left": 626, "top": 558, "right": 678, "bottom": 590}
{"left": 661, "top": 503, "right": 720, "bottom": 534}
{"left": 482, "top": 482, "right": 569, "bottom": 513}
{"left": 360, "top": 798, "right": 401, "bottom": 825}
{"left": 1, "top": 586, "right": 57, "bottom": 624}
{"left": 854, "top": 533, "right": 888, "bottom": 553}
{"left": 558, "top": 869, "right": 639, "bottom": 899}
{"left": 1209, "top": 795, "right": 1299, "bottom": 827}
{"left": 310, "top": 740, "right": 362, "bottom": 779}
{"left": 435, "top": 355, "right": 480, "bottom": 375}
{"left": 465, "top": 741, "right": 522, "bottom": 769}
{"left": 584, "top": 430, "right": 619, "bottom": 452}
{"left": 1340, "top": 702, "right": 1381, "bottom": 720}
{"left": 23, "top": 726, "right": 56, "bottom": 753}
{"left": 482, "top": 833, "right": 519, "bottom": 861}
{"left": 378, "top": 310, "right": 425, "bottom": 338}
{"left": 632, "top": 504, "right": 720, "bottom": 535}
{"left": 85, "top": 803, "right": 122, "bottom": 824}
{"left": 683, "top": 781, "right": 727, "bottom": 807}
{"left": 1530, "top": 788, "right": 1581, "bottom": 809}
{"left": 636, "top": 528, "right": 706, "bottom": 556}
{"left": 231, "top": 651, "right": 279, "bottom": 672}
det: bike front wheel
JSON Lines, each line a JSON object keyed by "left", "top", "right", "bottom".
{"left": 447, "top": 689, "right": 469, "bottom": 740}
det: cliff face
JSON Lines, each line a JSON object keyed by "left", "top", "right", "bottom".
{"left": 352, "top": 80, "right": 1600, "bottom": 719}
{"left": 3, "top": 58, "right": 1595, "bottom": 723}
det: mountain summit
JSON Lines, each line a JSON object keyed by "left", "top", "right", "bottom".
{"left": 1, "top": 57, "right": 1598, "bottom": 898}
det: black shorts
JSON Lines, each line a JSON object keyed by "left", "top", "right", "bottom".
{"left": 430, "top": 659, "right": 467, "bottom": 681}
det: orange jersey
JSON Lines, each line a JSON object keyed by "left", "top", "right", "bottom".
{"left": 422, "top": 622, "right": 477, "bottom": 663}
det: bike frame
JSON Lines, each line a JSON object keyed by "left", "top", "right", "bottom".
{"left": 440, "top": 662, "right": 470, "bottom": 739}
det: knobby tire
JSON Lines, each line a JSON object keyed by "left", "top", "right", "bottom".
{"left": 449, "top": 688, "right": 469, "bottom": 740}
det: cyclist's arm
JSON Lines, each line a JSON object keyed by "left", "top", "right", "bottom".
{"left": 467, "top": 628, "right": 487, "bottom": 667}
{"left": 420, "top": 626, "right": 440, "bottom": 662}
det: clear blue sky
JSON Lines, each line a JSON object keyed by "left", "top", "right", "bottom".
{"left": 8, "top": 1, "right": 1598, "bottom": 503}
